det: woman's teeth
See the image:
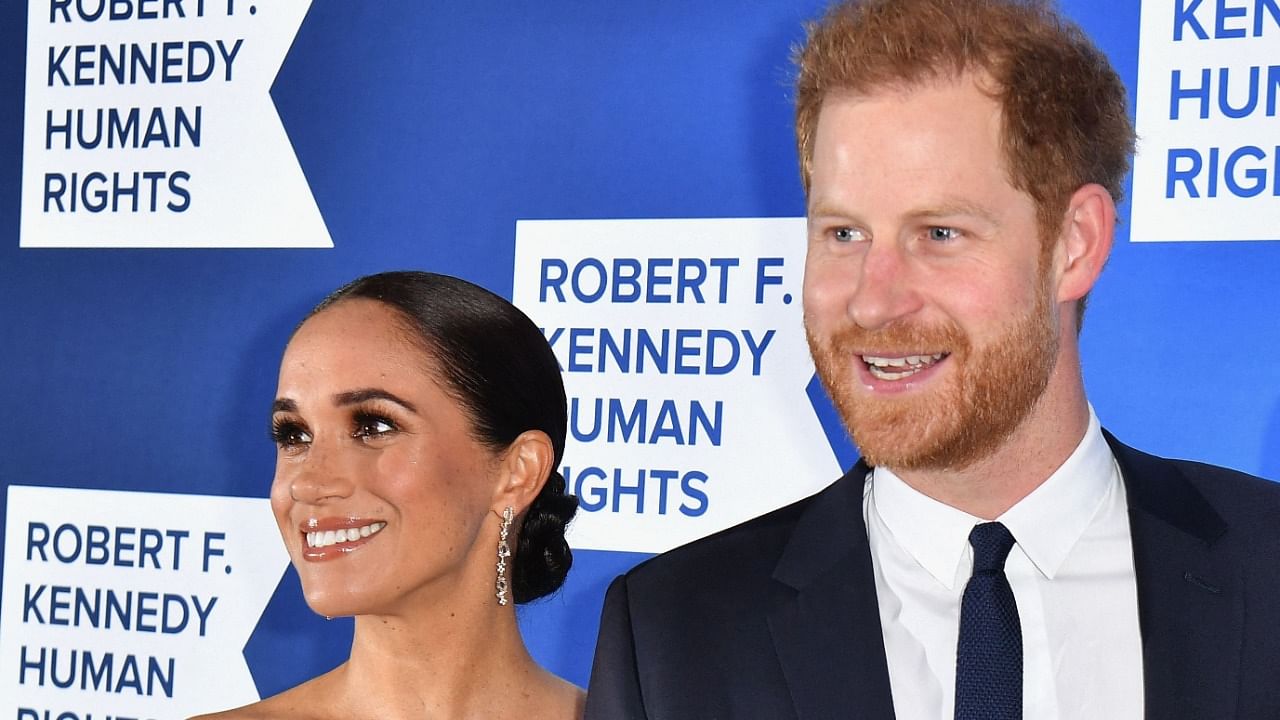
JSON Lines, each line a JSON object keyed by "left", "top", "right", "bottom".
{"left": 307, "top": 521, "right": 386, "bottom": 548}
{"left": 863, "top": 353, "right": 945, "bottom": 380}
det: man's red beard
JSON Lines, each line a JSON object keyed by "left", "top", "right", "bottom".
{"left": 806, "top": 279, "right": 1059, "bottom": 472}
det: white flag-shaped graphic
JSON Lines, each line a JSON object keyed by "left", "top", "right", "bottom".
{"left": 20, "top": 0, "right": 331, "bottom": 247}
{"left": 513, "top": 218, "right": 843, "bottom": 554}
{"left": 0, "top": 486, "right": 290, "bottom": 716}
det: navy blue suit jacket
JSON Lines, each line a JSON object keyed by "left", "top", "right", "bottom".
{"left": 584, "top": 433, "right": 1280, "bottom": 719}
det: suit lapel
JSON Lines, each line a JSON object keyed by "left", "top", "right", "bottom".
{"left": 1108, "top": 432, "right": 1242, "bottom": 719}
{"left": 767, "top": 463, "right": 897, "bottom": 720}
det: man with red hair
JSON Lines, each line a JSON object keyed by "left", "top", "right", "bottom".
{"left": 586, "top": 1, "right": 1280, "bottom": 718}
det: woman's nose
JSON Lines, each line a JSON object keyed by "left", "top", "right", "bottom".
{"left": 285, "top": 444, "right": 355, "bottom": 504}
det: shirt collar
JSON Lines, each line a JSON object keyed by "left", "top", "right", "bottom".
{"left": 869, "top": 406, "right": 1117, "bottom": 588}
{"left": 999, "top": 407, "right": 1116, "bottom": 579}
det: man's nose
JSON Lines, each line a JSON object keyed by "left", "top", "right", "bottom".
{"left": 848, "top": 239, "right": 923, "bottom": 330}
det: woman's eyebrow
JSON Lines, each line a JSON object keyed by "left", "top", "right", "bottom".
{"left": 334, "top": 388, "right": 419, "bottom": 414}
{"left": 272, "top": 398, "right": 297, "bottom": 413}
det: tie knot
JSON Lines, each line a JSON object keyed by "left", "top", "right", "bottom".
{"left": 968, "top": 522, "right": 1016, "bottom": 573}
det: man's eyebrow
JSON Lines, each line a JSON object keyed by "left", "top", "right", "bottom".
{"left": 806, "top": 201, "right": 999, "bottom": 230}
{"left": 334, "top": 388, "right": 419, "bottom": 414}
{"left": 909, "top": 200, "right": 1000, "bottom": 225}
{"left": 806, "top": 200, "right": 851, "bottom": 219}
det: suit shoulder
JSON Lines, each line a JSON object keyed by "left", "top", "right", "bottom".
{"left": 1168, "top": 457, "right": 1280, "bottom": 521}
{"left": 1112, "top": 433, "right": 1279, "bottom": 510}
{"left": 1169, "top": 457, "right": 1278, "bottom": 492}
{"left": 1116, "top": 432, "right": 1280, "bottom": 541}
{"left": 620, "top": 479, "right": 840, "bottom": 592}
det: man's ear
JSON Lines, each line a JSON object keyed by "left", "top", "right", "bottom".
{"left": 491, "top": 430, "right": 555, "bottom": 517}
{"left": 1054, "top": 183, "right": 1116, "bottom": 304}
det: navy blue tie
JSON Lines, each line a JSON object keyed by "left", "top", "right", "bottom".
{"left": 955, "top": 522, "right": 1021, "bottom": 720}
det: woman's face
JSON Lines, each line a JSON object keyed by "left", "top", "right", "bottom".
{"left": 269, "top": 298, "right": 500, "bottom": 618}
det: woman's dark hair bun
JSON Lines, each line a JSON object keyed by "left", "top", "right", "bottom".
{"left": 513, "top": 470, "right": 578, "bottom": 603}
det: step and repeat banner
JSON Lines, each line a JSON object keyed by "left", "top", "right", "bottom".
{"left": 1, "top": 1, "right": 1277, "bottom": 717}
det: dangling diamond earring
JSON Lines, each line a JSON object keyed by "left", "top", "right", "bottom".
{"left": 495, "top": 506, "right": 514, "bottom": 606}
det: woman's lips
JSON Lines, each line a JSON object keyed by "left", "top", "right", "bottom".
{"left": 298, "top": 519, "right": 386, "bottom": 561}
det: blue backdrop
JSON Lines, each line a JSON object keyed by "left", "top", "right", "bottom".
{"left": 1, "top": 0, "right": 1277, "bottom": 712}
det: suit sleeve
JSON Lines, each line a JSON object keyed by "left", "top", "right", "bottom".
{"left": 584, "top": 574, "right": 649, "bottom": 720}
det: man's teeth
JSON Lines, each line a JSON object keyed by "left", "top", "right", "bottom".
{"left": 307, "top": 521, "right": 386, "bottom": 549}
{"left": 863, "top": 353, "right": 944, "bottom": 380}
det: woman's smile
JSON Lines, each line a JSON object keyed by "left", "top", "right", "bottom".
{"left": 300, "top": 518, "right": 388, "bottom": 561}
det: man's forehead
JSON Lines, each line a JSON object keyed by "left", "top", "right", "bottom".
{"left": 816, "top": 69, "right": 1001, "bottom": 113}
{"left": 810, "top": 78, "right": 1005, "bottom": 171}
{"left": 808, "top": 76, "right": 1018, "bottom": 210}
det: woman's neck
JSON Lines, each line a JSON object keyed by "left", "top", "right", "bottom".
{"left": 312, "top": 585, "right": 579, "bottom": 720}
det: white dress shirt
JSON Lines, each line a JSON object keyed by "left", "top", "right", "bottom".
{"left": 864, "top": 409, "right": 1145, "bottom": 719}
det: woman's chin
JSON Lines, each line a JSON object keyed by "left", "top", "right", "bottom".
{"left": 303, "top": 590, "right": 365, "bottom": 619}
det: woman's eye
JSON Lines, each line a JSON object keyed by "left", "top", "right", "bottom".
{"left": 271, "top": 421, "right": 312, "bottom": 449}
{"left": 353, "top": 414, "right": 397, "bottom": 440}
{"left": 927, "top": 226, "right": 960, "bottom": 242}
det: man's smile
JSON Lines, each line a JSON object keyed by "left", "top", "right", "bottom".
{"left": 861, "top": 352, "right": 948, "bottom": 381}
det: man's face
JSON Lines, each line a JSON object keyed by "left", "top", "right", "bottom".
{"left": 803, "top": 75, "right": 1063, "bottom": 472}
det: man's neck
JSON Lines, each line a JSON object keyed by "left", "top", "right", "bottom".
{"left": 891, "top": 368, "right": 1091, "bottom": 520}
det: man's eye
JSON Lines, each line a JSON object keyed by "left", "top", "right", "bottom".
{"left": 927, "top": 227, "right": 960, "bottom": 242}
{"left": 353, "top": 414, "right": 397, "bottom": 440}
{"left": 832, "top": 227, "right": 865, "bottom": 243}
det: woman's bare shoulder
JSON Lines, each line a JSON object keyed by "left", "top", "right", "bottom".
{"left": 188, "top": 672, "right": 340, "bottom": 720}
{"left": 537, "top": 670, "right": 586, "bottom": 720}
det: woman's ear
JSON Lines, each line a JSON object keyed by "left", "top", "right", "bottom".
{"left": 491, "top": 430, "right": 555, "bottom": 516}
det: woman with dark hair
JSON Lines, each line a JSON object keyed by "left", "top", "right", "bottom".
{"left": 196, "top": 271, "right": 582, "bottom": 719}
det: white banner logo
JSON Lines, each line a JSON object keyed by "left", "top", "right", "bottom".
{"left": 1, "top": 486, "right": 289, "bottom": 718}
{"left": 20, "top": 0, "right": 331, "bottom": 248}
{"left": 513, "top": 218, "right": 842, "bottom": 554}
{"left": 1131, "top": 0, "right": 1280, "bottom": 242}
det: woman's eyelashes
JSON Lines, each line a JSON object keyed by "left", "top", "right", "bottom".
{"left": 270, "top": 406, "right": 403, "bottom": 451}
{"left": 271, "top": 417, "right": 312, "bottom": 451}
{"left": 352, "top": 410, "right": 399, "bottom": 442}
